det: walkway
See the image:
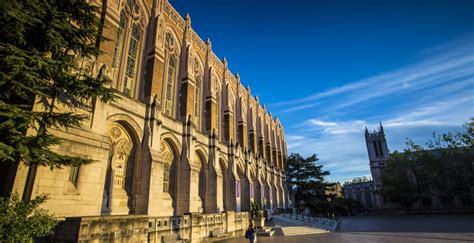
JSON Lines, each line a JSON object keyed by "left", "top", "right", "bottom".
{"left": 217, "top": 214, "right": 474, "bottom": 243}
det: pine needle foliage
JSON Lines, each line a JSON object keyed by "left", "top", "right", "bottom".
{"left": 0, "top": 0, "right": 115, "bottom": 168}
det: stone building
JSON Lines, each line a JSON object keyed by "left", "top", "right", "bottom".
{"left": 343, "top": 181, "right": 377, "bottom": 209}
{"left": 365, "top": 123, "right": 389, "bottom": 208}
{"left": 325, "top": 182, "right": 343, "bottom": 199}
{"left": 360, "top": 123, "right": 473, "bottom": 211}
{"left": 5, "top": 0, "right": 290, "bottom": 241}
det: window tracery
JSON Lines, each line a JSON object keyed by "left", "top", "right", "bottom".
{"left": 164, "top": 32, "right": 178, "bottom": 117}
{"left": 110, "top": 1, "right": 144, "bottom": 98}
{"left": 194, "top": 58, "right": 202, "bottom": 129}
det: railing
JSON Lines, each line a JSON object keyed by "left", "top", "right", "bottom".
{"left": 277, "top": 213, "right": 339, "bottom": 231}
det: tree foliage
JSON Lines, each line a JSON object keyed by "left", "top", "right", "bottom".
{"left": 345, "top": 176, "right": 371, "bottom": 185}
{"left": 0, "top": 193, "right": 57, "bottom": 241}
{"left": 380, "top": 118, "right": 474, "bottom": 210}
{"left": 0, "top": 0, "right": 114, "bottom": 239}
{"left": 0, "top": 0, "right": 115, "bottom": 168}
{"left": 379, "top": 151, "right": 420, "bottom": 211}
{"left": 287, "top": 153, "right": 330, "bottom": 206}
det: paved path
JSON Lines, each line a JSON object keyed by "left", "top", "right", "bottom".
{"left": 217, "top": 232, "right": 474, "bottom": 243}
{"left": 271, "top": 216, "right": 328, "bottom": 236}
{"left": 217, "top": 214, "right": 474, "bottom": 243}
{"left": 337, "top": 214, "right": 474, "bottom": 233}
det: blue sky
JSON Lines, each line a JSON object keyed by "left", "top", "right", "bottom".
{"left": 170, "top": 0, "right": 474, "bottom": 182}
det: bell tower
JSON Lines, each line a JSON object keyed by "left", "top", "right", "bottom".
{"left": 365, "top": 122, "right": 389, "bottom": 208}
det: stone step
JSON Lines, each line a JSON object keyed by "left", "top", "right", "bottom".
{"left": 257, "top": 230, "right": 275, "bottom": 237}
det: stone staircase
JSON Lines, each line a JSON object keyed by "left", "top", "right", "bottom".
{"left": 256, "top": 227, "right": 275, "bottom": 237}
{"left": 272, "top": 214, "right": 339, "bottom": 232}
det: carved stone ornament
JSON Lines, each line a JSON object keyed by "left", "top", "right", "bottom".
{"left": 115, "top": 139, "right": 132, "bottom": 159}
{"left": 160, "top": 141, "right": 173, "bottom": 163}
{"left": 110, "top": 126, "right": 122, "bottom": 138}
{"left": 165, "top": 32, "right": 175, "bottom": 53}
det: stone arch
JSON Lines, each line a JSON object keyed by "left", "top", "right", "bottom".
{"left": 101, "top": 121, "right": 140, "bottom": 215}
{"left": 234, "top": 160, "right": 245, "bottom": 212}
{"left": 248, "top": 166, "right": 259, "bottom": 207}
{"left": 160, "top": 137, "right": 180, "bottom": 215}
{"left": 217, "top": 156, "right": 228, "bottom": 212}
{"left": 164, "top": 25, "right": 182, "bottom": 46}
{"left": 107, "top": 114, "right": 143, "bottom": 142}
{"left": 257, "top": 169, "right": 266, "bottom": 208}
{"left": 264, "top": 170, "right": 272, "bottom": 210}
{"left": 195, "top": 148, "right": 207, "bottom": 212}
{"left": 160, "top": 132, "right": 182, "bottom": 154}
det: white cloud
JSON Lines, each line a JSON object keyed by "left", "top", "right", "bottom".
{"left": 281, "top": 37, "right": 474, "bottom": 182}
{"left": 273, "top": 38, "right": 474, "bottom": 115}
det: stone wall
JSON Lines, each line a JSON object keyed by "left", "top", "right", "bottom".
{"left": 49, "top": 212, "right": 249, "bottom": 243}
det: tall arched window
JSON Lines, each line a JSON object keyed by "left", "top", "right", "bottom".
{"left": 216, "top": 89, "right": 221, "bottom": 140}
{"left": 194, "top": 58, "right": 202, "bottom": 129}
{"left": 123, "top": 24, "right": 142, "bottom": 96}
{"left": 164, "top": 32, "right": 177, "bottom": 117}
{"left": 112, "top": 11, "right": 127, "bottom": 74}
{"left": 110, "top": 2, "right": 143, "bottom": 98}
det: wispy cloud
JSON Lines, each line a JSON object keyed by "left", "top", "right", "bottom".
{"left": 282, "top": 37, "right": 474, "bottom": 182}
{"left": 273, "top": 36, "right": 474, "bottom": 115}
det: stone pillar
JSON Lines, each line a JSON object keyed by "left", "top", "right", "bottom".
{"left": 254, "top": 180, "right": 261, "bottom": 207}
{"left": 204, "top": 134, "right": 219, "bottom": 213}
{"left": 225, "top": 152, "right": 237, "bottom": 212}
{"left": 142, "top": 12, "right": 165, "bottom": 101}
{"left": 224, "top": 110, "right": 235, "bottom": 144}
{"left": 203, "top": 39, "right": 218, "bottom": 135}
{"left": 178, "top": 46, "right": 196, "bottom": 123}
{"left": 237, "top": 122, "right": 248, "bottom": 149}
{"left": 175, "top": 118, "right": 200, "bottom": 215}
{"left": 240, "top": 174, "right": 250, "bottom": 212}
{"left": 249, "top": 130, "right": 257, "bottom": 154}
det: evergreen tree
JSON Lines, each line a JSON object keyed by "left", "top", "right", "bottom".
{"left": 0, "top": 0, "right": 114, "bottom": 192}
{"left": 0, "top": 0, "right": 113, "bottom": 239}
{"left": 287, "top": 153, "right": 330, "bottom": 212}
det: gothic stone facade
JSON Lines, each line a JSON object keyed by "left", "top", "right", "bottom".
{"left": 364, "top": 123, "right": 389, "bottom": 209}
{"left": 9, "top": 0, "right": 290, "bottom": 241}
{"left": 344, "top": 181, "right": 377, "bottom": 209}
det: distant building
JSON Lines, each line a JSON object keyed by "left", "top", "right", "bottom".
{"left": 343, "top": 181, "right": 377, "bottom": 208}
{"left": 352, "top": 123, "right": 474, "bottom": 212}
{"left": 325, "top": 182, "right": 343, "bottom": 199}
{"left": 365, "top": 123, "right": 390, "bottom": 208}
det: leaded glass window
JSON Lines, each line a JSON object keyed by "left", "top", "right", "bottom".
{"left": 194, "top": 74, "right": 201, "bottom": 128}
{"left": 123, "top": 24, "right": 142, "bottom": 96}
{"left": 165, "top": 55, "right": 177, "bottom": 116}
{"left": 163, "top": 164, "right": 170, "bottom": 192}
{"left": 112, "top": 12, "right": 127, "bottom": 70}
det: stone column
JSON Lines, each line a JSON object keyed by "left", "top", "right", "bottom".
{"left": 204, "top": 134, "right": 219, "bottom": 213}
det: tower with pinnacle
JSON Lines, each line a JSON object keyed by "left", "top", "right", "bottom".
{"left": 365, "top": 122, "right": 390, "bottom": 208}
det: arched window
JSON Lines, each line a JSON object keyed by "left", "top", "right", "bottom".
{"left": 194, "top": 58, "right": 202, "bottom": 129}
{"left": 163, "top": 164, "right": 170, "bottom": 192}
{"left": 216, "top": 89, "right": 221, "bottom": 140}
{"left": 112, "top": 11, "right": 127, "bottom": 74}
{"left": 123, "top": 24, "right": 142, "bottom": 96}
{"left": 164, "top": 32, "right": 177, "bottom": 117}
{"left": 161, "top": 141, "right": 174, "bottom": 194}
{"left": 110, "top": 2, "right": 143, "bottom": 98}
